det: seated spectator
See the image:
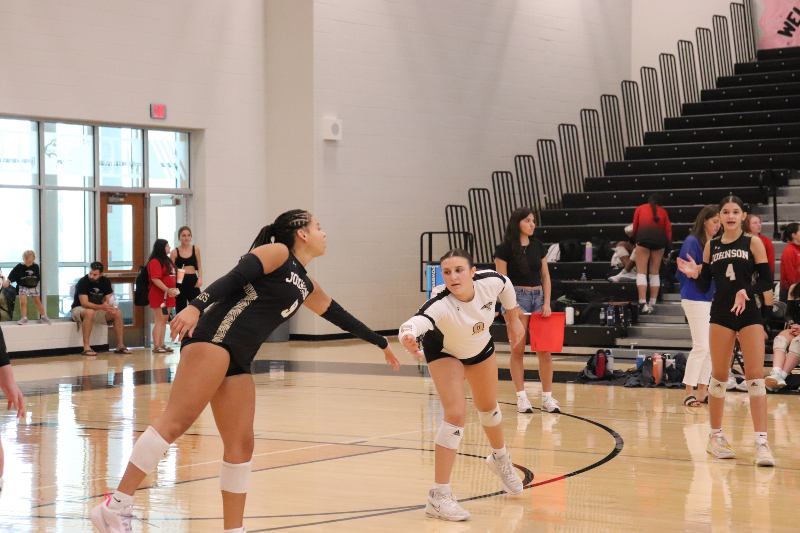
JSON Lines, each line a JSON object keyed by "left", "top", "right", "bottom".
{"left": 70, "top": 261, "right": 132, "bottom": 356}
{"left": 608, "top": 224, "right": 637, "bottom": 282}
{"left": 779, "top": 223, "right": 800, "bottom": 302}
{"left": 3, "top": 250, "right": 50, "bottom": 325}
{"left": 765, "top": 282, "right": 800, "bottom": 391}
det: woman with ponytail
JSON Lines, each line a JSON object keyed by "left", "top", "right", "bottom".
{"left": 91, "top": 209, "right": 402, "bottom": 533}
{"left": 147, "top": 238, "right": 179, "bottom": 353}
{"left": 631, "top": 193, "right": 672, "bottom": 314}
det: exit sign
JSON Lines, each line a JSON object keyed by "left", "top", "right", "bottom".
{"left": 150, "top": 104, "right": 166, "bottom": 119}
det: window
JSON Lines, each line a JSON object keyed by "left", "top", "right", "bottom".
{"left": 150, "top": 194, "right": 188, "bottom": 245}
{"left": 43, "top": 190, "right": 95, "bottom": 317}
{"left": 0, "top": 188, "right": 38, "bottom": 266}
{"left": 44, "top": 122, "right": 94, "bottom": 187}
{"left": 99, "top": 127, "right": 143, "bottom": 188}
{"left": 148, "top": 130, "right": 189, "bottom": 189}
{"left": 0, "top": 118, "right": 38, "bottom": 186}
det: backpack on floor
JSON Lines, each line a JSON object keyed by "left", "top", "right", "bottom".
{"left": 134, "top": 266, "right": 150, "bottom": 306}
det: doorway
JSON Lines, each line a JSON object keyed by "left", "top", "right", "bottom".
{"left": 99, "top": 192, "right": 145, "bottom": 346}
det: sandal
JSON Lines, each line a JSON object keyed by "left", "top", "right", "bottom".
{"left": 153, "top": 346, "right": 170, "bottom": 353}
{"left": 683, "top": 395, "right": 702, "bottom": 407}
{"left": 113, "top": 347, "right": 133, "bottom": 354}
{"left": 81, "top": 349, "right": 97, "bottom": 356}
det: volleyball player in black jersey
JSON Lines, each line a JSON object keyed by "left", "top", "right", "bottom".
{"left": 0, "top": 328, "right": 25, "bottom": 494}
{"left": 91, "top": 209, "right": 401, "bottom": 533}
{"left": 677, "top": 196, "right": 775, "bottom": 467}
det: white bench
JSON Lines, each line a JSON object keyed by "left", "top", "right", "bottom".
{"left": 1, "top": 319, "right": 107, "bottom": 355}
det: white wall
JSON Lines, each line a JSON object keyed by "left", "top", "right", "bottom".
{"left": 630, "top": 0, "right": 742, "bottom": 78}
{"left": 308, "top": 0, "right": 633, "bottom": 335}
{"left": 0, "top": 0, "right": 270, "bottom": 284}
{"left": 5, "top": 0, "right": 752, "bottom": 338}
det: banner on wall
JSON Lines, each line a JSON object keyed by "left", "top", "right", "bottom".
{"left": 760, "top": 0, "right": 800, "bottom": 49}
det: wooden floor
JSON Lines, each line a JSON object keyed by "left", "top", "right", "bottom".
{"left": 1, "top": 340, "right": 798, "bottom": 532}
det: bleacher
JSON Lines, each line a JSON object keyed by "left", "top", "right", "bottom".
{"left": 419, "top": 27, "right": 800, "bottom": 356}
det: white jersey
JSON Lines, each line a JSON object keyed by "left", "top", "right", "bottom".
{"left": 399, "top": 270, "right": 517, "bottom": 359}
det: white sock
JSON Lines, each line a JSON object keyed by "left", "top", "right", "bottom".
{"left": 516, "top": 390, "right": 527, "bottom": 399}
{"left": 492, "top": 446, "right": 507, "bottom": 459}
{"left": 109, "top": 491, "right": 134, "bottom": 510}
{"left": 542, "top": 391, "right": 552, "bottom": 400}
{"left": 709, "top": 428, "right": 723, "bottom": 438}
{"left": 638, "top": 299, "right": 646, "bottom": 304}
{"left": 648, "top": 298, "right": 656, "bottom": 306}
{"left": 224, "top": 528, "right": 245, "bottom": 533}
{"left": 434, "top": 482, "right": 451, "bottom": 494}
{"left": 778, "top": 369, "right": 788, "bottom": 379}
{"left": 754, "top": 431, "right": 768, "bottom": 445}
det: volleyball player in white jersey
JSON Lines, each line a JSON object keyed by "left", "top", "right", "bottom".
{"left": 399, "top": 249, "right": 526, "bottom": 521}
{"left": 677, "top": 195, "right": 775, "bottom": 466}
{"left": 90, "top": 209, "right": 400, "bottom": 533}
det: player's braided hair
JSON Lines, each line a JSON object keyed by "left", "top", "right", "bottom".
{"left": 250, "top": 209, "right": 312, "bottom": 251}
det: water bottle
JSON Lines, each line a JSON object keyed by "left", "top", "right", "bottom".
{"left": 580, "top": 271, "right": 587, "bottom": 281}
{"left": 652, "top": 353, "right": 663, "bottom": 385}
{"left": 606, "top": 304, "right": 615, "bottom": 326}
{"left": 599, "top": 306, "right": 606, "bottom": 326}
{"left": 636, "top": 350, "right": 644, "bottom": 369}
{"left": 565, "top": 306, "right": 575, "bottom": 325}
{"left": 605, "top": 349, "right": 615, "bottom": 372}
{"left": 585, "top": 241, "right": 593, "bottom": 262}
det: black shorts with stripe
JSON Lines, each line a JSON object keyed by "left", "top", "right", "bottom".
{"left": 181, "top": 336, "right": 258, "bottom": 377}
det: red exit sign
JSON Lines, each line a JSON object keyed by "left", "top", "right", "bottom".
{"left": 150, "top": 104, "right": 166, "bottom": 119}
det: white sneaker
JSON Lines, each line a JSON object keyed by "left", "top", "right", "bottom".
{"left": 609, "top": 270, "right": 637, "bottom": 282}
{"left": 754, "top": 441, "right": 776, "bottom": 467}
{"left": 90, "top": 494, "right": 138, "bottom": 533}
{"left": 17, "top": 317, "right": 28, "bottom": 325}
{"left": 425, "top": 488, "right": 470, "bottom": 521}
{"left": 735, "top": 378, "right": 749, "bottom": 392}
{"left": 726, "top": 375, "right": 738, "bottom": 390}
{"left": 486, "top": 453, "right": 523, "bottom": 494}
{"left": 40, "top": 315, "right": 51, "bottom": 324}
{"left": 516, "top": 395, "right": 533, "bottom": 413}
{"left": 541, "top": 395, "right": 561, "bottom": 413}
{"left": 706, "top": 433, "right": 736, "bottom": 459}
{"left": 765, "top": 370, "right": 786, "bottom": 391}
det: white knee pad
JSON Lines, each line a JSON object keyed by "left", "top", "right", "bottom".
{"left": 220, "top": 460, "right": 252, "bottom": 493}
{"left": 788, "top": 337, "right": 800, "bottom": 356}
{"left": 636, "top": 273, "right": 648, "bottom": 287}
{"left": 435, "top": 421, "right": 464, "bottom": 450}
{"left": 648, "top": 274, "right": 660, "bottom": 288}
{"left": 773, "top": 335, "right": 790, "bottom": 353}
{"left": 746, "top": 378, "right": 767, "bottom": 397}
{"left": 477, "top": 403, "right": 502, "bottom": 427}
{"left": 130, "top": 426, "right": 170, "bottom": 474}
{"left": 708, "top": 377, "right": 727, "bottom": 398}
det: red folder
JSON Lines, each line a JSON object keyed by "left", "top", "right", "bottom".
{"left": 528, "top": 312, "right": 565, "bottom": 352}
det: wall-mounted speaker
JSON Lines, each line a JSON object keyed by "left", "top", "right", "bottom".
{"left": 321, "top": 116, "right": 343, "bottom": 141}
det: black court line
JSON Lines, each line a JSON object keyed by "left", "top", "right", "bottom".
{"left": 9, "top": 361, "right": 624, "bottom": 528}
{"left": 18, "top": 409, "right": 621, "bottom": 529}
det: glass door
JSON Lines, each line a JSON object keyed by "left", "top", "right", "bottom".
{"left": 100, "top": 192, "right": 145, "bottom": 344}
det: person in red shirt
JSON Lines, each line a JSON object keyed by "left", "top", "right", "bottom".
{"left": 779, "top": 223, "right": 800, "bottom": 301}
{"left": 745, "top": 214, "right": 775, "bottom": 276}
{"left": 147, "top": 238, "right": 179, "bottom": 353}
{"left": 632, "top": 194, "right": 672, "bottom": 314}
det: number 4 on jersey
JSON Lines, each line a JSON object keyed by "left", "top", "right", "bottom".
{"left": 725, "top": 263, "right": 736, "bottom": 281}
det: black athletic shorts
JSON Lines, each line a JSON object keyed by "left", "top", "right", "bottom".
{"left": 180, "top": 336, "right": 256, "bottom": 377}
{"left": 636, "top": 239, "right": 667, "bottom": 250}
{"left": 709, "top": 302, "right": 762, "bottom": 332}
{"left": 422, "top": 330, "right": 495, "bottom": 366}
